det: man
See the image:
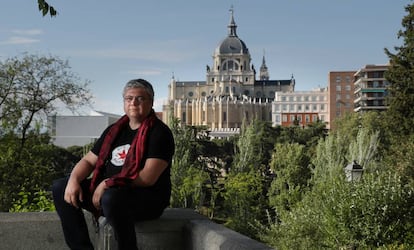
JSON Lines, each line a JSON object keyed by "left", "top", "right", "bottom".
{"left": 52, "top": 79, "right": 175, "bottom": 250}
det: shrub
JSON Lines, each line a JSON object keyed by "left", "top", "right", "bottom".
{"left": 9, "top": 188, "right": 55, "bottom": 212}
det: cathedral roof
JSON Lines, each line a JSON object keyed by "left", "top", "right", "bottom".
{"left": 215, "top": 8, "right": 249, "bottom": 55}
{"left": 254, "top": 80, "right": 293, "bottom": 86}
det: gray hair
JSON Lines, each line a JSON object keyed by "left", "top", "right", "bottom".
{"left": 123, "top": 79, "right": 154, "bottom": 100}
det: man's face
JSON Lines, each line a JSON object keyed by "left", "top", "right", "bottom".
{"left": 123, "top": 87, "right": 153, "bottom": 122}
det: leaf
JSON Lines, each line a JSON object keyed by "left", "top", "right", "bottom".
{"left": 49, "top": 7, "right": 57, "bottom": 16}
{"left": 37, "top": 0, "right": 45, "bottom": 11}
{"left": 42, "top": 3, "right": 49, "bottom": 16}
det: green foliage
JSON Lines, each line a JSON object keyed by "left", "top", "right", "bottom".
{"left": 232, "top": 119, "right": 276, "bottom": 173}
{"left": 348, "top": 129, "right": 380, "bottom": 171}
{"left": 340, "top": 173, "right": 414, "bottom": 248}
{"left": 169, "top": 118, "right": 210, "bottom": 209}
{"left": 0, "top": 54, "right": 92, "bottom": 161}
{"left": 232, "top": 119, "right": 262, "bottom": 173}
{"left": 67, "top": 143, "right": 93, "bottom": 159}
{"left": 383, "top": 133, "right": 414, "bottom": 182}
{"left": 177, "top": 167, "right": 209, "bottom": 209}
{"left": 261, "top": 172, "right": 414, "bottom": 250}
{"left": 311, "top": 133, "right": 347, "bottom": 184}
{"left": 0, "top": 54, "right": 91, "bottom": 210}
{"left": 0, "top": 131, "right": 78, "bottom": 211}
{"left": 384, "top": 3, "right": 414, "bottom": 138}
{"left": 259, "top": 128, "right": 414, "bottom": 249}
{"left": 278, "top": 120, "right": 327, "bottom": 147}
{"left": 223, "top": 170, "right": 267, "bottom": 237}
{"left": 268, "top": 143, "right": 311, "bottom": 212}
{"left": 9, "top": 188, "right": 55, "bottom": 212}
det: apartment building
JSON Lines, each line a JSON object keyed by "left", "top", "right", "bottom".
{"left": 328, "top": 71, "right": 356, "bottom": 129}
{"left": 354, "top": 64, "right": 390, "bottom": 112}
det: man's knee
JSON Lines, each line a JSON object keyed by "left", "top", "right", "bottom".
{"left": 52, "top": 177, "right": 68, "bottom": 202}
{"left": 101, "top": 188, "right": 127, "bottom": 218}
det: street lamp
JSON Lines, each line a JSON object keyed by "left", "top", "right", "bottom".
{"left": 345, "top": 160, "right": 364, "bottom": 182}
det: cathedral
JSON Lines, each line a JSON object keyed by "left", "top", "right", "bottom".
{"left": 162, "top": 9, "right": 295, "bottom": 136}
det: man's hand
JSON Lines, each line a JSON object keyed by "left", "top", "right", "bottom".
{"left": 92, "top": 179, "right": 108, "bottom": 210}
{"left": 63, "top": 152, "right": 98, "bottom": 209}
{"left": 64, "top": 179, "right": 83, "bottom": 209}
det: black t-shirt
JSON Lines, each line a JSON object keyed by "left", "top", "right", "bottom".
{"left": 91, "top": 118, "right": 175, "bottom": 204}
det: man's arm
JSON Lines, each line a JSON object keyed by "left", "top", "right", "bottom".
{"left": 93, "top": 158, "right": 168, "bottom": 208}
{"left": 64, "top": 151, "right": 98, "bottom": 208}
{"left": 131, "top": 158, "right": 168, "bottom": 187}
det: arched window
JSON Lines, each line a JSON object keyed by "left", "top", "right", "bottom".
{"left": 222, "top": 59, "right": 240, "bottom": 72}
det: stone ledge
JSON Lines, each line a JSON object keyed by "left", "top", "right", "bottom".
{"left": 185, "top": 219, "right": 274, "bottom": 250}
{"left": 0, "top": 212, "right": 67, "bottom": 250}
{"left": 86, "top": 208, "right": 209, "bottom": 250}
{"left": 0, "top": 209, "right": 275, "bottom": 250}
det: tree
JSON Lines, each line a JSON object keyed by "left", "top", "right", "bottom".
{"left": 384, "top": 3, "right": 414, "bottom": 138}
{"left": 383, "top": 3, "right": 414, "bottom": 182}
{"left": 268, "top": 143, "right": 311, "bottom": 212}
{"left": 220, "top": 119, "right": 276, "bottom": 238}
{"left": 0, "top": 130, "right": 79, "bottom": 211}
{"left": 0, "top": 54, "right": 91, "bottom": 211}
{"left": 169, "top": 117, "right": 210, "bottom": 209}
{"left": 232, "top": 119, "right": 276, "bottom": 174}
{"left": 0, "top": 54, "right": 92, "bottom": 159}
{"left": 223, "top": 170, "right": 267, "bottom": 238}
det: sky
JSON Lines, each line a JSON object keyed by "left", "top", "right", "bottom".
{"left": 0, "top": 0, "right": 409, "bottom": 115}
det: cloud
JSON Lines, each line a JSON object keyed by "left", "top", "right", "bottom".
{"left": 0, "top": 29, "right": 43, "bottom": 45}
{"left": 12, "top": 29, "right": 43, "bottom": 36}
{"left": 0, "top": 36, "right": 40, "bottom": 45}
{"left": 62, "top": 38, "right": 206, "bottom": 63}
{"left": 126, "top": 69, "right": 163, "bottom": 76}
{"left": 70, "top": 48, "right": 194, "bottom": 63}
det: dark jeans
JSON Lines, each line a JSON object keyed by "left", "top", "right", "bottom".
{"left": 52, "top": 177, "right": 166, "bottom": 250}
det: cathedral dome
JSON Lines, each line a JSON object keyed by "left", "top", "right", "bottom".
{"left": 215, "top": 8, "right": 249, "bottom": 55}
{"left": 216, "top": 36, "right": 249, "bottom": 54}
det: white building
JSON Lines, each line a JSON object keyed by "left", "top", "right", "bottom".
{"left": 272, "top": 88, "right": 329, "bottom": 127}
{"left": 48, "top": 111, "right": 121, "bottom": 148}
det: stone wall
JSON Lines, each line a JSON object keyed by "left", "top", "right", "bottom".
{"left": 0, "top": 208, "right": 274, "bottom": 250}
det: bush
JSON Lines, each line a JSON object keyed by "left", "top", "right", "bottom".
{"left": 9, "top": 188, "right": 55, "bottom": 212}
{"left": 258, "top": 127, "right": 414, "bottom": 249}
{"left": 259, "top": 172, "right": 414, "bottom": 249}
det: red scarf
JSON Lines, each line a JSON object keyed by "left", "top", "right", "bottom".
{"left": 89, "top": 110, "right": 157, "bottom": 193}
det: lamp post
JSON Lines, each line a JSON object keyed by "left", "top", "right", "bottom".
{"left": 345, "top": 160, "right": 364, "bottom": 182}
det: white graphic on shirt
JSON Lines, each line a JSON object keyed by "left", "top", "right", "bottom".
{"left": 111, "top": 144, "right": 130, "bottom": 166}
